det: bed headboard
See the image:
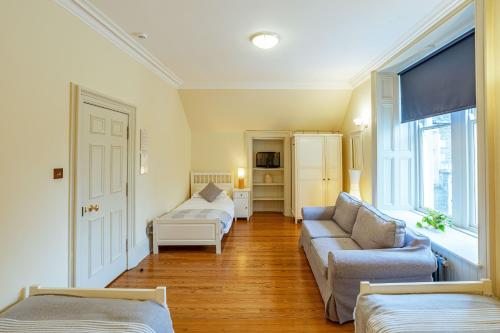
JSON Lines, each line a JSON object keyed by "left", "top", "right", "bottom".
{"left": 191, "top": 172, "right": 234, "bottom": 197}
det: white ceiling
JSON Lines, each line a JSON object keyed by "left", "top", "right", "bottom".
{"left": 89, "top": 0, "right": 458, "bottom": 89}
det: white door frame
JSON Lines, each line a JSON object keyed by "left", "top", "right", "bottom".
{"left": 68, "top": 84, "right": 136, "bottom": 287}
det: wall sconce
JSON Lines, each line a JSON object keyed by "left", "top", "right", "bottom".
{"left": 237, "top": 168, "right": 245, "bottom": 189}
{"left": 353, "top": 117, "right": 368, "bottom": 129}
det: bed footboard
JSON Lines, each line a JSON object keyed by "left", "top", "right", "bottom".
{"left": 359, "top": 278, "right": 492, "bottom": 296}
{"left": 153, "top": 218, "right": 222, "bottom": 255}
{"left": 25, "top": 285, "right": 168, "bottom": 308}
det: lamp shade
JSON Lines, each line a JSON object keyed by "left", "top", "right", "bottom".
{"left": 349, "top": 169, "right": 361, "bottom": 200}
{"left": 237, "top": 168, "right": 245, "bottom": 189}
{"left": 237, "top": 168, "right": 245, "bottom": 178}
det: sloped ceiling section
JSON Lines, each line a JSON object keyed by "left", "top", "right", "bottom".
{"left": 179, "top": 89, "right": 352, "bottom": 132}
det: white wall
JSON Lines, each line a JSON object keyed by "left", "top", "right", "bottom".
{"left": 0, "top": 0, "right": 191, "bottom": 310}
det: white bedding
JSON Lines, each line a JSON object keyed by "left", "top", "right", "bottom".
{"left": 162, "top": 195, "right": 235, "bottom": 234}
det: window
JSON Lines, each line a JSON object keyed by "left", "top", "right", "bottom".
{"left": 417, "top": 109, "right": 478, "bottom": 233}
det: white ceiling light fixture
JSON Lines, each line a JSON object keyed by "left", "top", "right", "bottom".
{"left": 251, "top": 32, "right": 280, "bottom": 49}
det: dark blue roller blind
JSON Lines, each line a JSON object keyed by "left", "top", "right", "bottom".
{"left": 399, "top": 30, "right": 476, "bottom": 123}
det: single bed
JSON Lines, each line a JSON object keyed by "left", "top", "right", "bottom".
{"left": 355, "top": 279, "right": 500, "bottom": 333}
{"left": 0, "top": 285, "right": 172, "bottom": 333}
{"left": 153, "top": 172, "right": 235, "bottom": 255}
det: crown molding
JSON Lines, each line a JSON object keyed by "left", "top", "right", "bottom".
{"left": 349, "top": 0, "right": 470, "bottom": 88}
{"left": 55, "top": 0, "right": 183, "bottom": 87}
{"left": 179, "top": 81, "right": 353, "bottom": 90}
{"left": 56, "top": 0, "right": 471, "bottom": 92}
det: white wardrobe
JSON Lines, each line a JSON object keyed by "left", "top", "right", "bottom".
{"left": 292, "top": 134, "right": 342, "bottom": 222}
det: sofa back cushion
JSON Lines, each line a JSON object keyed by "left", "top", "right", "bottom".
{"left": 332, "top": 192, "right": 363, "bottom": 233}
{"left": 351, "top": 205, "right": 406, "bottom": 249}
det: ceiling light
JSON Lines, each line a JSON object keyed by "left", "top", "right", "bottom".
{"left": 251, "top": 32, "right": 280, "bottom": 49}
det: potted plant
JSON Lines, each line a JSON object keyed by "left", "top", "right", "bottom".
{"left": 416, "top": 208, "right": 452, "bottom": 232}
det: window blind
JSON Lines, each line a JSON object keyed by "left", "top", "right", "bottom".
{"left": 399, "top": 30, "right": 476, "bottom": 123}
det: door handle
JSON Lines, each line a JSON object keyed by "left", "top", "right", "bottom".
{"left": 88, "top": 204, "right": 100, "bottom": 212}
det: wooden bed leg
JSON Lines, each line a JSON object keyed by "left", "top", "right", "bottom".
{"left": 216, "top": 242, "right": 221, "bottom": 255}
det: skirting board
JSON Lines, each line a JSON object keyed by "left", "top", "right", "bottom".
{"left": 128, "top": 238, "right": 150, "bottom": 269}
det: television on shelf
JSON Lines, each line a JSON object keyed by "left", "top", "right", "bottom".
{"left": 256, "top": 152, "right": 280, "bottom": 168}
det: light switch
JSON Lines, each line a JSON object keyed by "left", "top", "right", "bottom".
{"left": 53, "top": 168, "right": 63, "bottom": 179}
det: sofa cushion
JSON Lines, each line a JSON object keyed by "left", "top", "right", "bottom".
{"left": 332, "top": 192, "right": 363, "bottom": 233}
{"left": 310, "top": 238, "right": 361, "bottom": 279}
{"left": 351, "top": 205, "right": 406, "bottom": 249}
{"left": 302, "top": 220, "right": 351, "bottom": 242}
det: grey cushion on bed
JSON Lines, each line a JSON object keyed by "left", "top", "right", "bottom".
{"left": 198, "top": 182, "right": 222, "bottom": 202}
{"left": 351, "top": 205, "right": 406, "bottom": 249}
{"left": 332, "top": 192, "right": 363, "bottom": 233}
{"left": 0, "top": 295, "right": 173, "bottom": 333}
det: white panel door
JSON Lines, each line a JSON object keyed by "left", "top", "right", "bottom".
{"left": 325, "top": 136, "right": 341, "bottom": 206}
{"left": 76, "top": 103, "right": 128, "bottom": 288}
{"left": 297, "top": 137, "right": 325, "bottom": 217}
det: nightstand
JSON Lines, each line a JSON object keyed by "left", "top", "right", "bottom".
{"left": 233, "top": 188, "right": 251, "bottom": 221}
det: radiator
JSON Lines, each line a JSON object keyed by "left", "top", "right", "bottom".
{"left": 431, "top": 243, "right": 482, "bottom": 281}
{"left": 432, "top": 252, "right": 449, "bottom": 281}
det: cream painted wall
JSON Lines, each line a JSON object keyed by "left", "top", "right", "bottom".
{"left": 181, "top": 89, "right": 352, "bottom": 176}
{"left": 191, "top": 131, "right": 246, "bottom": 174}
{"left": 340, "top": 79, "right": 372, "bottom": 203}
{"left": 485, "top": 0, "right": 500, "bottom": 296}
{"left": 0, "top": 0, "right": 191, "bottom": 310}
{"left": 494, "top": 0, "right": 500, "bottom": 298}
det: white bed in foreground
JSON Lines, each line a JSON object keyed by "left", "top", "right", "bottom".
{"left": 0, "top": 286, "right": 171, "bottom": 333}
{"left": 153, "top": 172, "right": 234, "bottom": 255}
{"left": 25, "top": 285, "right": 167, "bottom": 307}
{"left": 355, "top": 279, "right": 499, "bottom": 333}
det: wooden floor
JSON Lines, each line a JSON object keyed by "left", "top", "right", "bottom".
{"left": 110, "top": 213, "right": 354, "bottom": 332}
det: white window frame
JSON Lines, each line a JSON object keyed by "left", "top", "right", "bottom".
{"left": 415, "top": 109, "right": 478, "bottom": 234}
{"left": 372, "top": 0, "right": 489, "bottom": 279}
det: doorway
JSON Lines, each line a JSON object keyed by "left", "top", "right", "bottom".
{"left": 69, "top": 86, "right": 136, "bottom": 287}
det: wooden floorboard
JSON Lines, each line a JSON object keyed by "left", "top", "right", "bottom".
{"left": 110, "top": 212, "right": 354, "bottom": 332}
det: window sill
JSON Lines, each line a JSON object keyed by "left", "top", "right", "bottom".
{"left": 382, "top": 209, "right": 478, "bottom": 265}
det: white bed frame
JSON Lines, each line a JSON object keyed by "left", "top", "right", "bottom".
{"left": 359, "top": 278, "right": 493, "bottom": 296}
{"left": 153, "top": 172, "right": 234, "bottom": 255}
{"left": 24, "top": 285, "right": 167, "bottom": 308}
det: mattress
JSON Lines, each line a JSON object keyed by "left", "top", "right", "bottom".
{"left": 355, "top": 293, "right": 500, "bottom": 333}
{"left": 0, "top": 295, "right": 173, "bottom": 333}
{"left": 159, "top": 195, "right": 235, "bottom": 234}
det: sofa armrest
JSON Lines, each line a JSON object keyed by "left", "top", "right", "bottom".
{"left": 328, "top": 247, "right": 437, "bottom": 279}
{"left": 301, "top": 206, "right": 335, "bottom": 220}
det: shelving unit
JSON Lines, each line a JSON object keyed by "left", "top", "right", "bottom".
{"left": 245, "top": 131, "right": 292, "bottom": 217}
{"left": 253, "top": 197, "right": 285, "bottom": 201}
{"left": 253, "top": 167, "right": 284, "bottom": 171}
{"left": 251, "top": 138, "right": 285, "bottom": 213}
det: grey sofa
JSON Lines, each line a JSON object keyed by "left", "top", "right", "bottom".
{"left": 299, "top": 192, "right": 437, "bottom": 323}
